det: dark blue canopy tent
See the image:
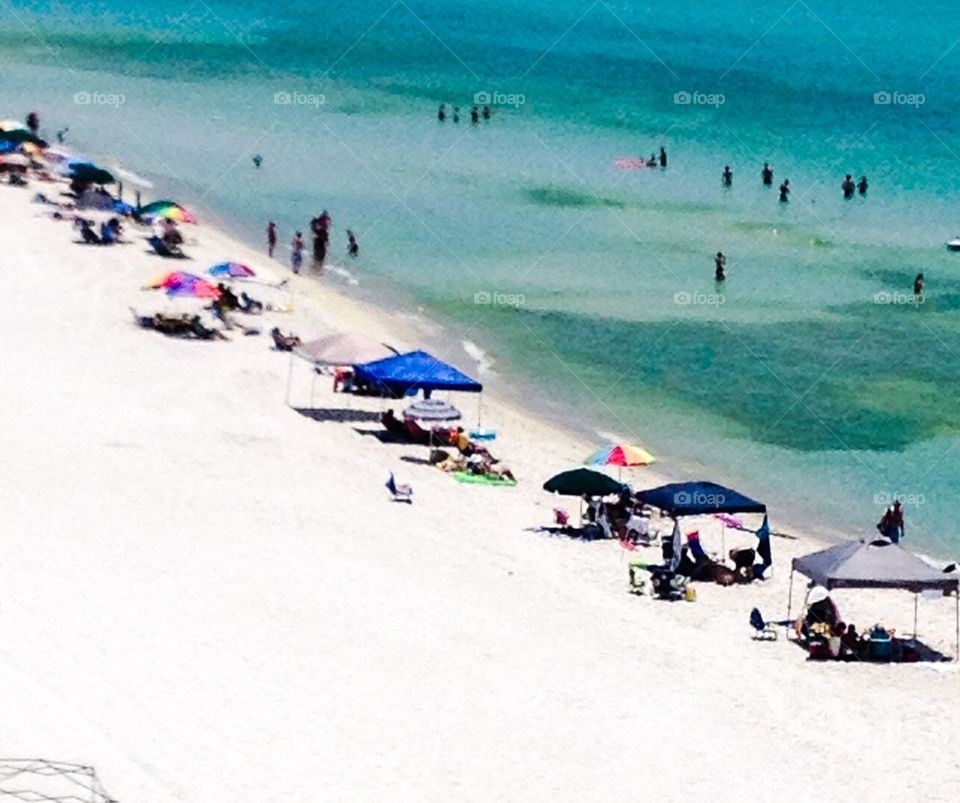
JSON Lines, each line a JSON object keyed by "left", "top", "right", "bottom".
{"left": 353, "top": 350, "right": 482, "bottom": 397}
{"left": 636, "top": 481, "right": 771, "bottom": 567}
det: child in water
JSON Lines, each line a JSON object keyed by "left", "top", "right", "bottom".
{"left": 291, "top": 231, "right": 304, "bottom": 274}
{"left": 347, "top": 229, "right": 359, "bottom": 258}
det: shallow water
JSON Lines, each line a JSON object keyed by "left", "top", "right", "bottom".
{"left": 4, "top": 0, "right": 960, "bottom": 555}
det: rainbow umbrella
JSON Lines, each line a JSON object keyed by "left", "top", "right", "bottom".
{"left": 147, "top": 271, "right": 220, "bottom": 298}
{"left": 585, "top": 443, "right": 656, "bottom": 475}
{"left": 139, "top": 200, "right": 196, "bottom": 223}
{"left": 208, "top": 262, "right": 255, "bottom": 279}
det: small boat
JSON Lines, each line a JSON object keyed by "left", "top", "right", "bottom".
{"left": 947, "top": 236, "right": 960, "bottom": 251}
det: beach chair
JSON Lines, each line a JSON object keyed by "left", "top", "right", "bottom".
{"left": 749, "top": 607, "right": 778, "bottom": 641}
{"left": 148, "top": 235, "right": 185, "bottom": 258}
{"left": 386, "top": 472, "right": 412, "bottom": 504}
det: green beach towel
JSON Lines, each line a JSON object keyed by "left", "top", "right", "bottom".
{"left": 451, "top": 471, "right": 517, "bottom": 487}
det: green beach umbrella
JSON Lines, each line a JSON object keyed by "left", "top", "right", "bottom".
{"left": 0, "top": 129, "right": 47, "bottom": 148}
{"left": 543, "top": 468, "right": 626, "bottom": 497}
{"left": 70, "top": 164, "right": 115, "bottom": 185}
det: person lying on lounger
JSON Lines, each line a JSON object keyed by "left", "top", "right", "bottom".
{"left": 270, "top": 326, "right": 301, "bottom": 351}
{"left": 239, "top": 291, "right": 263, "bottom": 314}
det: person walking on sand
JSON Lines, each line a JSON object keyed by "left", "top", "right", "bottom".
{"left": 914, "top": 272, "right": 924, "bottom": 301}
{"left": 267, "top": 221, "right": 277, "bottom": 258}
{"left": 347, "top": 229, "right": 359, "bottom": 258}
{"left": 762, "top": 162, "right": 773, "bottom": 186}
{"left": 779, "top": 179, "right": 790, "bottom": 203}
{"left": 291, "top": 231, "right": 304, "bottom": 274}
{"left": 722, "top": 165, "right": 733, "bottom": 186}
{"left": 715, "top": 251, "right": 727, "bottom": 281}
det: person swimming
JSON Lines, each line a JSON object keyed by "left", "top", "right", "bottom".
{"left": 842, "top": 174, "right": 855, "bottom": 199}
{"left": 715, "top": 251, "right": 726, "bottom": 281}
{"left": 762, "top": 162, "right": 773, "bottom": 186}
{"left": 646, "top": 153, "right": 658, "bottom": 167}
{"left": 438, "top": 103, "right": 446, "bottom": 122}
{"left": 252, "top": 154, "right": 263, "bottom": 168}
{"left": 722, "top": 165, "right": 733, "bottom": 186}
{"left": 779, "top": 179, "right": 790, "bottom": 202}
{"left": 858, "top": 175, "right": 868, "bottom": 195}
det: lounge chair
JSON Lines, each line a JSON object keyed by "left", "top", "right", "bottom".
{"left": 749, "top": 607, "right": 778, "bottom": 641}
{"left": 380, "top": 410, "right": 410, "bottom": 439}
{"left": 386, "top": 472, "right": 412, "bottom": 503}
{"left": 148, "top": 235, "right": 185, "bottom": 258}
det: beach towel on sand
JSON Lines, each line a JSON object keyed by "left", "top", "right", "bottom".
{"left": 451, "top": 472, "right": 517, "bottom": 487}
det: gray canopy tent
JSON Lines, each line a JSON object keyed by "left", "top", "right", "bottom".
{"left": 788, "top": 538, "right": 960, "bottom": 658}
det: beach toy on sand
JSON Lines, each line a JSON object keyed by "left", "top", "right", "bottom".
{"left": 469, "top": 427, "right": 496, "bottom": 441}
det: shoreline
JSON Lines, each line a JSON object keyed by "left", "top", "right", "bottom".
{"left": 5, "top": 131, "right": 960, "bottom": 803}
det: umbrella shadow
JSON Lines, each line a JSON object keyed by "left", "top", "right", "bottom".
{"left": 294, "top": 407, "right": 382, "bottom": 424}
{"left": 524, "top": 525, "right": 613, "bottom": 543}
{"left": 352, "top": 426, "right": 407, "bottom": 443}
{"left": 399, "top": 455, "right": 435, "bottom": 466}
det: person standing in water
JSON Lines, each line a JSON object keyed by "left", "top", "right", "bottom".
{"left": 715, "top": 251, "right": 727, "bottom": 281}
{"left": 253, "top": 154, "right": 263, "bottom": 169}
{"left": 438, "top": 103, "right": 446, "bottom": 122}
{"left": 779, "top": 179, "right": 790, "bottom": 202}
{"left": 659, "top": 146, "right": 667, "bottom": 167}
{"left": 914, "top": 272, "right": 925, "bottom": 301}
{"left": 722, "top": 165, "right": 733, "bottom": 186}
{"left": 452, "top": 106, "right": 460, "bottom": 123}
{"left": 762, "top": 162, "right": 773, "bottom": 186}
{"left": 267, "top": 221, "right": 277, "bottom": 258}
{"left": 842, "top": 174, "right": 855, "bottom": 199}
{"left": 347, "top": 229, "right": 359, "bottom": 258}
{"left": 291, "top": 231, "right": 304, "bottom": 274}
{"left": 470, "top": 106, "right": 479, "bottom": 125}
{"left": 482, "top": 105, "right": 491, "bottom": 121}
{"left": 858, "top": 175, "right": 868, "bottom": 195}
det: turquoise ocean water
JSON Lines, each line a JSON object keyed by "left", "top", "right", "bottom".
{"left": 4, "top": 0, "right": 960, "bottom": 553}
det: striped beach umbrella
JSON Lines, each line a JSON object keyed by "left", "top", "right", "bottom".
{"left": 403, "top": 398, "right": 461, "bottom": 422}
{"left": 585, "top": 443, "right": 656, "bottom": 468}
{"left": 208, "top": 262, "right": 256, "bottom": 279}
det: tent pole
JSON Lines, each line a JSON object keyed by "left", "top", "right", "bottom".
{"left": 721, "top": 524, "right": 726, "bottom": 557}
{"left": 309, "top": 369, "right": 316, "bottom": 409}
{"left": 285, "top": 350, "right": 295, "bottom": 406}
{"left": 955, "top": 591, "right": 958, "bottom": 661}
{"left": 786, "top": 569, "right": 794, "bottom": 634}
{"left": 913, "top": 593, "right": 918, "bottom": 640}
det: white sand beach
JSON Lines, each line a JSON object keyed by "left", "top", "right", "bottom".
{"left": 2, "top": 178, "right": 960, "bottom": 801}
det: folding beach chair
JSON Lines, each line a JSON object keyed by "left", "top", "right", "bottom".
{"left": 749, "top": 607, "right": 779, "bottom": 641}
{"left": 386, "top": 472, "right": 413, "bottom": 504}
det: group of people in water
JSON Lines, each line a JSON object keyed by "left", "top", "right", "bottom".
{"left": 438, "top": 103, "right": 491, "bottom": 125}
{"left": 265, "top": 212, "right": 359, "bottom": 274}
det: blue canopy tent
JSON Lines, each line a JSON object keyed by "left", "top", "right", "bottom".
{"left": 635, "top": 480, "right": 772, "bottom": 569}
{"left": 353, "top": 350, "right": 482, "bottom": 397}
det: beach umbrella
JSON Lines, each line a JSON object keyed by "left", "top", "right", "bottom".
{"left": 139, "top": 200, "right": 196, "bottom": 223}
{"left": 297, "top": 332, "right": 397, "bottom": 366}
{"left": 403, "top": 398, "right": 461, "bottom": 422}
{"left": 70, "top": 164, "right": 115, "bottom": 185}
{"left": 585, "top": 443, "right": 656, "bottom": 468}
{"left": 147, "top": 271, "right": 220, "bottom": 298}
{"left": 208, "top": 262, "right": 256, "bottom": 279}
{"left": 543, "top": 468, "right": 625, "bottom": 497}
{"left": 0, "top": 129, "right": 47, "bottom": 148}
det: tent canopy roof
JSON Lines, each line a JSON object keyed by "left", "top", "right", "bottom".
{"left": 634, "top": 480, "right": 766, "bottom": 516}
{"left": 793, "top": 539, "right": 958, "bottom": 592}
{"left": 354, "top": 350, "right": 482, "bottom": 394}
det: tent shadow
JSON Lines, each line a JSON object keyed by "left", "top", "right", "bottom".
{"left": 399, "top": 455, "right": 434, "bottom": 466}
{"left": 294, "top": 407, "right": 381, "bottom": 424}
{"left": 352, "top": 427, "right": 407, "bottom": 443}
{"left": 787, "top": 634, "right": 951, "bottom": 664}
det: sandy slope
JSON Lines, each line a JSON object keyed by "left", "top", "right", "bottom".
{"left": 0, "top": 181, "right": 958, "bottom": 802}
